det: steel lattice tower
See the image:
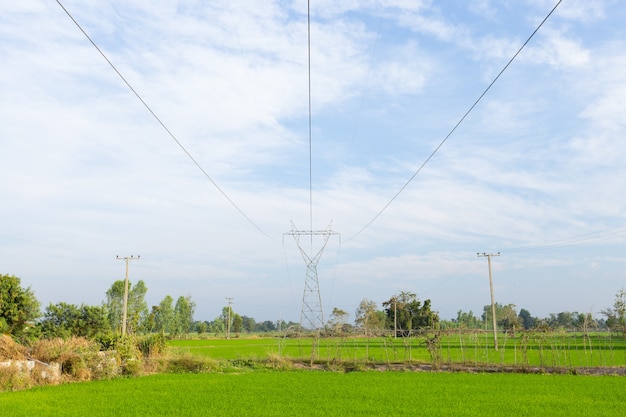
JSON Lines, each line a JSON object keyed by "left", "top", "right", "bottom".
{"left": 285, "top": 222, "right": 338, "bottom": 331}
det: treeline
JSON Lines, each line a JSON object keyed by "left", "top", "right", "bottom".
{"left": 444, "top": 298, "right": 626, "bottom": 335}
{"left": 2, "top": 273, "right": 625, "bottom": 345}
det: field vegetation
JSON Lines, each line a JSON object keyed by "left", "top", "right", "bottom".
{"left": 168, "top": 330, "right": 626, "bottom": 371}
{"left": 2, "top": 371, "right": 625, "bottom": 417}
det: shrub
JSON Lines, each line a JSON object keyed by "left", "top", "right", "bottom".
{"left": 137, "top": 333, "right": 167, "bottom": 358}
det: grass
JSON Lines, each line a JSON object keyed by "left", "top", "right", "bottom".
{"left": 1, "top": 371, "right": 624, "bottom": 416}
{"left": 168, "top": 331, "right": 626, "bottom": 369}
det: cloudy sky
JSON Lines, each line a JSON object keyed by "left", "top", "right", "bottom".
{"left": 2, "top": 0, "right": 625, "bottom": 325}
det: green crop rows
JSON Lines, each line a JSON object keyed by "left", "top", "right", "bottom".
{"left": 2, "top": 371, "right": 625, "bottom": 417}
{"left": 168, "top": 332, "right": 626, "bottom": 368}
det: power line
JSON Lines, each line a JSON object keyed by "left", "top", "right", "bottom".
{"left": 55, "top": 0, "right": 276, "bottom": 243}
{"left": 307, "top": 0, "right": 314, "bottom": 239}
{"left": 503, "top": 224, "right": 626, "bottom": 254}
{"left": 346, "top": 0, "right": 564, "bottom": 242}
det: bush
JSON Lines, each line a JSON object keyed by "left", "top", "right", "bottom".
{"left": 31, "top": 337, "right": 101, "bottom": 381}
{"left": 137, "top": 333, "right": 167, "bottom": 358}
{"left": 113, "top": 336, "right": 142, "bottom": 376}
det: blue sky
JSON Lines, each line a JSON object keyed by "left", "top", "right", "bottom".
{"left": 1, "top": 0, "right": 625, "bottom": 325}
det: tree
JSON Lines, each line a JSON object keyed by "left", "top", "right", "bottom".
{"left": 382, "top": 292, "right": 439, "bottom": 336}
{"left": 242, "top": 315, "right": 256, "bottom": 333}
{"left": 105, "top": 279, "right": 148, "bottom": 334}
{"left": 518, "top": 308, "right": 536, "bottom": 330}
{"left": 256, "top": 320, "right": 276, "bottom": 332}
{"left": 154, "top": 295, "right": 175, "bottom": 334}
{"left": 328, "top": 307, "right": 349, "bottom": 334}
{"left": 355, "top": 299, "right": 385, "bottom": 335}
{"left": 482, "top": 303, "right": 520, "bottom": 332}
{"left": 602, "top": 288, "right": 626, "bottom": 337}
{"left": 127, "top": 280, "right": 148, "bottom": 333}
{"left": 0, "top": 274, "right": 40, "bottom": 341}
{"left": 454, "top": 310, "right": 482, "bottom": 329}
{"left": 232, "top": 313, "right": 243, "bottom": 335}
{"left": 173, "top": 295, "right": 195, "bottom": 337}
{"left": 39, "top": 302, "right": 110, "bottom": 339}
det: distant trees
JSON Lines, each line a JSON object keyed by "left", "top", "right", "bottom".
{"left": 482, "top": 303, "right": 520, "bottom": 332}
{"left": 382, "top": 291, "right": 439, "bottom": 336}
{"left": 0, "top": 274, "right": 40, "bottom": 341}
{"left": 454, "top": 310, "right": 482, "bottom": 329}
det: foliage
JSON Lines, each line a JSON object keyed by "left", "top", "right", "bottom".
{"left": 30, "top": 337, "right": 107, "bottom": 381}
{"left": 482, "top": 303, "right": 521, "bottom": 331}
{"left": 136, "top": 333, "right": 167, "bottom": 358}
{"left": 354, "top": 299, "right": 385, "bottom": 335}
{"left": 453, "top": 310, "right": 482, "bottom": 329}
{"left": 172, "top": 296, "right": 195, "bottom": 337}
{"left": 154, "top": 295, "right": 175, "bottom": 334}
{"left": 39, "top": 302, "right": 110, "bottom": 339}
{"left": 0, "top": 274, "right": 40, "bottom": 342}
{"left": 382, "top": 291, "right": 439, "bottom": 336}
{"left": 602, "top": 288, "right": 626, "bottom": 337}
{"left": 328, "top": 307, "right": 350, "bottom": 334}
{"left": 104, "top": 279, "right": 148, "bottom": 334}
{"left": 518, "top": 308, "right": 536, "bottom": 330}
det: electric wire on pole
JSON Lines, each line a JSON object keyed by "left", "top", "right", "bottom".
{"left": 116, "top": 255, "right": 140, "bottom": 336}
{"left": 477, "top": 252, "right": 500, "bottom": 350}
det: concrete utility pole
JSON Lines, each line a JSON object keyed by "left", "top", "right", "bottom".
{"left": 226, "top": 297, "right": 233, "bottom": 340}
{"left": 116, "top": 255, "right": 140, "bottom": 336}
{"left": 478, "top": 252, "right": 500, "bottom": 351}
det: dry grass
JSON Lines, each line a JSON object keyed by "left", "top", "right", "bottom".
{"left": 0, "top": 335, "right": 27, "bottom": 360}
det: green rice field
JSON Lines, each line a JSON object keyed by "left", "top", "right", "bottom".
{"left": 168, "top": 332, "right": 626, "bottom": 368}
{"left": 2, "top": 371, "right": 624, "bottom": 416}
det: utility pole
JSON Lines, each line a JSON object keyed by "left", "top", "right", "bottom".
{"left": 226, "top": 297, "right": 233, "bottom": 340}
{"left": 116, "top": 255, "right": 140, "bottom": 336}
{"left": 477, "top": 252, "right": 500, "bottom": 350}
{"left": 393, "top": 297, "right": 397, "bottom": 339}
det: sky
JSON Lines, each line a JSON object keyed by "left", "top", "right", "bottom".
{"left": 1, "top": 0, "right": 626, "bottom": 325}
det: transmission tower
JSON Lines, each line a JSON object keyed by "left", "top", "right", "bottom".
{"left": 285, "top": 221, "right": 338, "bottom": 331}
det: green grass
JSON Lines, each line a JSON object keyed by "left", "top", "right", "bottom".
{"left": 168, "top": 332, "right": 626, "bottom": 368}
{"left": 2, "top": 371, "right": 624, "bottom": 416}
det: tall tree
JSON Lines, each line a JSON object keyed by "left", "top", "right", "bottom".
{"left": 355, "top": 299, "right": 385, "bottom": 335}
{"left": 232, "top": 313, "right": 243, "bottom": 335}
{"left": 105, "top": 279, "right": 148, "bottom": 334}
{"left": 518, "top": 308, "right": 536, "bottom": 330}
{"left": 155, "top": 295, "right": 175, "bottom": 334}
{"left": 0, "top": 274, "right": 40, "bottom": 341}
{"left": 328, "top": 307, "right": 349, "bottom": 334}
{"left": 173, "top": 296, "right": 195, "bottom": 337}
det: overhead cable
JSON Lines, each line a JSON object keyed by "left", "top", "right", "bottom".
{"left": 346, "top": 0, "right": 564, "bottom": 242}
{"left": 55, "top": 0, "right": 276, "bottom": 242}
